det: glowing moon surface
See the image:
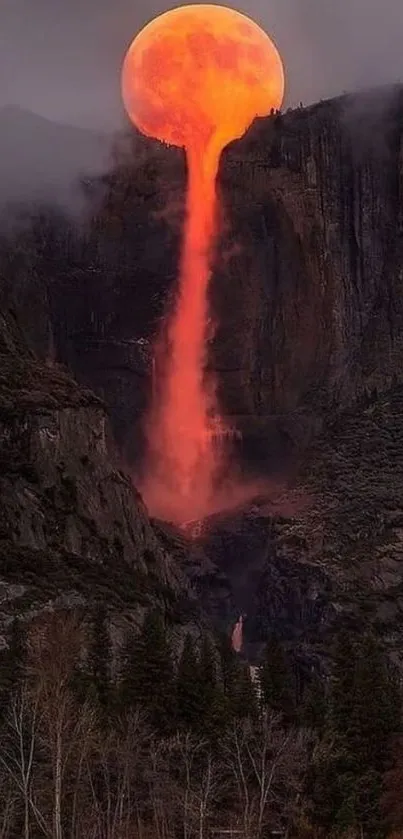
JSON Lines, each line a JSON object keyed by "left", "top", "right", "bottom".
{"left": 121, "top": 3, "right": 285, "bottom": 154}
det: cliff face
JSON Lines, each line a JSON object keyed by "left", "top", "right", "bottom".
{"left": 0, "top": 279, "right": 186, "bottom": 638}
{"left": 159, "top": 382, "right": 403, "bottom": 670}
{"left": 2, "top": 89, "right": 403, "bottom": 664}
{"left": 38, "top": 84, "right": 403, "bottom": 462}
{"left": 218, "top": 84, "right": 403, "bottom": 425}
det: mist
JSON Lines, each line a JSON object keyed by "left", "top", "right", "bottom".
{"left": 0, "top": 106, "right": 113, "bottom": 215}
{"left": 0, "top": 0, "right": 402, "bottom": 208}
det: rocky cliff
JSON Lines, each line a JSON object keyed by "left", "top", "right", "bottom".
{"left": 0, "top": 278, "right": 189, "bottom": 644}
{"left": 218, "top": 83, "right": 403, "bottom": 425}
{"left": 2, "top": 88, "right": 403, "bottom": 666}
{"left": 27, "top": 83, "right": 403, "bottom": 466}
{"left": 157, "top": 381, "right": 403, "bottom": 671}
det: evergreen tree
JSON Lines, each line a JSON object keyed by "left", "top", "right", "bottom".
{"left": 346, "top": 634, "right": 401, "bottom": 836}
{"left": 349, "top": 634, "right": 400, "bottom": 772}
{"left": 199, "top": 634, "right": 233, "bottom": 737}
{"left": 218, "top": 632, "right": 242, "bottom": 713}
{"left": 232, "top": 663, "right": 259, "bottom": 720}
{"left": 329, "top": 628, "right": 357, "bottom": 737}
{"left": 87, "top": 604, "right": 112, "bottom": 714}
{"left": 381, "top": 734, "right": 403, "bottom": 832}
{"left": 120, "top": 608, "right": 176, "bottom": 734}
{"left": 199, "top": 635, "right": 221, "bottom": 719}
{"left": 176, "top": 633, "right": 204, "bottom": 731}
{"left": 309, "top": 630, "right": 362, "bottom": 834}
{"left": 0, "top": 618, "right": 26, "bottom": 714}
{"left": 8, "top": 617, "right": 26, "bottom": 684}
{"left": 176, "top": 633, "right": 229, "bottom": 738}
{"left": 259, "top": 635, "right": 295, "bottom": 719}
{"left": 203, "top": 681, "right": 229, "bottom": 739}
{"left": 300, "top": 673, "right": 327, "bottom": 732}
{"left": 217, "top": 633, "right": 260, "bottom": 723}
{"left": 310, "top": 630, "right": 401, "bottom": 839}
{"left": 199, "top": 634, "right": 216, "bottom": 694}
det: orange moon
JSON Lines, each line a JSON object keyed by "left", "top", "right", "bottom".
{"left": 121, "top": 3, "right": 285, "bottom": 153}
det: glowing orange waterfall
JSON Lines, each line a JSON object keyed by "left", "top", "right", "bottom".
{"left": 121, "top": 4, "right": 285, "bottom": 522}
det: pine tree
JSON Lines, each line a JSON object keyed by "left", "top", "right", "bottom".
{"left": 310, "top": 630, "right": 402, "bottom": 838}
{"left": 300, "top": 673, "right": 326, "bottom": 732}
{"left": 87, "top": 604, "right": 112, "bottom": 715}
{"left": 381, "top": 734, "right": 403, "bottom": 832}
{"left": 329, "top": 628, "right": 357, "bottom": 738}
{"left": 219, "top": 633, "right": 241, "bottom": 711}
{"left": 8, "top": 617, "right": 25, "bottom": 684}
{"left": 120, "top": 608, "right": 176, "bottom": 734}
{"left": 259, "top": 635, "right": 295, "bottom": 719}
{"left": 0, "top": 618, "right": 26, "bottom": 715}
{"left": 199, "top": 634, "right": 230, "bottom": 738}
{"left": 349, "top": 634, "right": 400, "bottom": 771}
{"left": 347, "top": 634, "right": 401, "bottom": 836}
{"left": 232, "top": 663, "right": 259, "bottom": 720}
{"left": 204, "top": 681, "right": 229, "bottom": 739}
{"left": 176, "top": 633, "right": 204, "bottom": 731}
{"left": 309, "top": 630, "right": 360, "bottom": 834}
{"left": 199, "top": 635, "right": 216, "bottom": 693}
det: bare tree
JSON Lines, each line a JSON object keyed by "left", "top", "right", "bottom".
{"left": 25, "top": 611, "right": 91, "bottom": 839}
{"left": 168, "top": 733, "right": 223, "bottom": 839}
{"left": 222, "top": 712, "right": 310, "bottom": 839}
{"left": 0, "top": 769, "right": 19, "bottom": 839}
{"left": 146, "top": 737, "right": 176, "bottom": 839}
{"left": 85, "top": 709, "right": 151, "bottom": 839}
{"left": 66, "top": 698, "right": 98, "bottom": 839}
{"left": 0, "top": 682, "right": 49, "bottom": 838}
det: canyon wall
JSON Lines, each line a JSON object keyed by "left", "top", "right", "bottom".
{"left": 0, "top": 278, "right": 188, "bottom": 639}
{"left": 218, "top": 83, "right": 403, "bottom": 422}
{"left": 2, "top": 89, "right": 403, "bottom": 664}
{"left": 42, "top": 84, "right": 403, "bottom": 463}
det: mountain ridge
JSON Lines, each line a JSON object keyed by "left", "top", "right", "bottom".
{"left": 0, "top": 104, "right": 114, "bottom": 208}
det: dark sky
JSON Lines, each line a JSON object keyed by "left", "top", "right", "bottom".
{"left": 1, "top": 0, "right": 403, "bottom": 129}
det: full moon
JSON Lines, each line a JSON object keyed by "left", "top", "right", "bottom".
{"left": 121, "top": 3, "right": 285, "bottom": 154}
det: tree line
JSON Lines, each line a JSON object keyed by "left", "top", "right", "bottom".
{"left": 0, "top": 608, "right": 400, "bottom": 839}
